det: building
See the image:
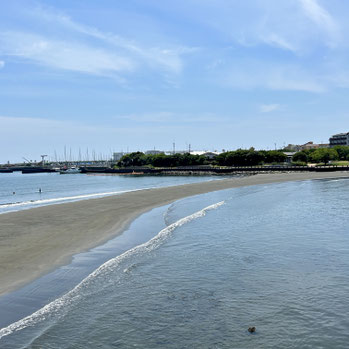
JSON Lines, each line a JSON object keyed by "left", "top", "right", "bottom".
{"left": 286, "top": 142, "right": 328, "bottom": 151}
{"left": 113, "top": 152, "right": 126, "bottom": 162}
{"left": 300, "top": 142, "right": 318, "bottom": 150}
{"left": 329, "top": 132, "right": 349, "bottom": 147}
{"left": 145, "top": 150, "right": 164, "bottom": 155}
{"left": 283, "top": 152, "right": 297, "bottom": 163}
{"left": 285, "top": 144, "right": 301, "bottom": 152}
{"left": 190, "top": 151, "right": 220, "bottom": 159}
{"left": 297, "top": 142, "right": 329, "bottom": 151}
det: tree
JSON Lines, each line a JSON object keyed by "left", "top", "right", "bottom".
{"left": 309, "top": 148, "right": 338, "bottom": 164}
{"left": 215, "top": 149, "right": 285, "bottom": 166}
{"left": 333, "top": 146, "right": 349, "bottom": 160}
{"left": 117, "top": 152, "right": 147, "bottom": 167}
{"left": 117, "top": 152, "right": 208, "bottom": 168}
{"left": 292, "top": 151, "right": 309, "bottom": 163}
{"left": 262, "top": 150, "right": 287, "bottom": 163}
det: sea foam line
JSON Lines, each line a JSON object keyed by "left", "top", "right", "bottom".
{"left": 0, "top": 200, "right": 225, "bottom": 339}
{"left": 0, "top": 178, "right": 226, "bottom": 215}
{"left": 0, "top": 178, "right": 223, "bottom": 213}
{"left": 0, "top": 189, "right": 144, "bottom": 213}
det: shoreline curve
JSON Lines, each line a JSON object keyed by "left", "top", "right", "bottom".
{"left": 1, "top": 171, "right": 349, "bottom": 296}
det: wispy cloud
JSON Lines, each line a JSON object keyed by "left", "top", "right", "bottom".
{"left": 183, "top": 0, "right": 341, "bottom": 53}
{"left": 1, "top": 5, "right": 190, "bottom": 78}
{"left": 259, "top": 104, "right": 280, "bottom": 113}
{"left": 0, "top": 60, "right": 4, "bottom": 69}
{"left": 117, "top": 111, "right": 227, "bottom": 123}
{"left": 0, "top": 32, "right": 135, "bottom": 76}
{"left": 221, "top": 61, "right": 325, "bottom": 93}
{"left": 259, "top": 33, "right": 298, "bottom": 53}
{"left": 0, "top": 114, "right": 228, "bottom": 162}
{"left": 28, "top": 6, "right": 188, "bottom": 74}
{"left": 298, "top": 0, "right": 340, "bottom": 46}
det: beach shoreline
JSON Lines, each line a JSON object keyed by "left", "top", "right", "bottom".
{"left": 1, "top": 171, "right": 349, "bottom": 296}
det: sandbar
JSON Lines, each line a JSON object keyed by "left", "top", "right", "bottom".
{"left": 1, "top": 171, "right": 349, "bottom": 296}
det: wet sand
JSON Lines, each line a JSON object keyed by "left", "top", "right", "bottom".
{"left": 1, "top": 171, "right": 348, "bottom": 296}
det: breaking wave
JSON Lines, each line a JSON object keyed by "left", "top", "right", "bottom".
{"left": 0, "top": 200, "right": 224, "bottom": 340}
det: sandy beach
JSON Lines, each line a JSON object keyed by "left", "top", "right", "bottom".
{"left": 1, "top": 171, "right": 349, "bottom": 296}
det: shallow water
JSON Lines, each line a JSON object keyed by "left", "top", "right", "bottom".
{"left": 1, "top": 178, "right": 349, "bottom": 348}
{"left": 0, "top": 171, "right": 221, "bottom": 213}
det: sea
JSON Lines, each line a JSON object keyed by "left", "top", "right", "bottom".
{"left": 0, "top": 171, "right": 221, "bottom": 214}
{"left": 0, "top": 173, "right": 349, "bottom": 348}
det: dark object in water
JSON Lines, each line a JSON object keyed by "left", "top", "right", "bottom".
{"left": 248, "top": 327, "right": 256, "bottom": 333}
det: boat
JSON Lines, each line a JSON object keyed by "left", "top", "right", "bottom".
{"left": 59, "top": 167, "right": 81, "bottom": 174}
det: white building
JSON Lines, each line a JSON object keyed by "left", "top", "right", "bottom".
{"left": 145, "top": 150, "right": 164, "bottom": 155}
{"left": 190, "top": 151, "right": 220, "bottom": 159}
{"left": 113, "top": 152, "right": 126, "bottom": 161}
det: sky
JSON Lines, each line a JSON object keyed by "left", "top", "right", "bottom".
{"left": 1, "top": 0, "right": 349, "bottom": 163}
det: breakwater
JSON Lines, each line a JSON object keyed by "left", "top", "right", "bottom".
{"left": 80, "top": 165, "right": 349, "bottom": 175}
{"left": 0, "top": 167, "right": 56, "bottom": 174}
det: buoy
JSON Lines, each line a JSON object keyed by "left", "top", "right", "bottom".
{"left": 248, "top": 327, "right": 256, "bottom": 333}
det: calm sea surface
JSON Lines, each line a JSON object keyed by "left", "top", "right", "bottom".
{"left": 0, "top": 171, "right": 221, "bottom": 214}
{"left": 1, "top": 177, "right": 349, "bottom": 348}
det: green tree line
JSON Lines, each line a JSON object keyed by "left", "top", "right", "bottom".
{"left": 292, "top": 146, "right": 349, "bottom": 164}
{"left": 116, "top": 149, "right": 287, "bottom": 168}
{"left": 215, "top": 149, "right": 286, "bottom": 166}
{"left": 117, "top": 152, "right": 207, "bottom": 167}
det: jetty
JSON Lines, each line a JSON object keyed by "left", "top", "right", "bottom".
{"left": 80, "top": 165, "right": 349, "bottom": 175}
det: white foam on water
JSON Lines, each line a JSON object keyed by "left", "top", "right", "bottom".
{"left": 0, "top": 177, "right": 225, "bottom": 215}
{"left": 0, "top": 200, "right": 225, "bottom": 340}
{"left": 0, "top": 188, "right": 145, "bottom": 214}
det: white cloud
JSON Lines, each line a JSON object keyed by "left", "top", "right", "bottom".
{"left": 0, "top": 32, "right": 135, "bottom": 76}
{"left": 184, "top": 0, "right": 341, "bottom": 54}
{"left": 222, "top": 61, "right": 325, "bottom": 93}
{"left": 0, "top": 115, "right": 139, "bottom": 162}
{"left": 259, "top": 104, "right": 280, "bottom": 113}
{"left": 0, "top": 60, "right": 4, "bottom": 69}
{"left": 20, "top": 6, "right": 190, "bottom": 75}
{"left": 119, "top": 112, "right": 174, "bottom": 123}
{"left": 117, "top": 111, "right": 227, "bottom": 123}
{"left": 298, "top": 0, "right": 339, "bottom": 46}
{"left": 259, "top": 33, "right": 298, "bottom": 52}
{"left": 0, "top": 114, "right": 229, "bottom": 163}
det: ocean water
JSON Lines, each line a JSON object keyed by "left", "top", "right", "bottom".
{"left": 1, "top": 178, "right": 349, "bottom": 348}
{"left": 0, "top": 171, "right": 222, "bottom": 214}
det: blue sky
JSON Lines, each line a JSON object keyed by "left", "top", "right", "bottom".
{"left": 1, "top": 0, "right": 349, "bottom": 162}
